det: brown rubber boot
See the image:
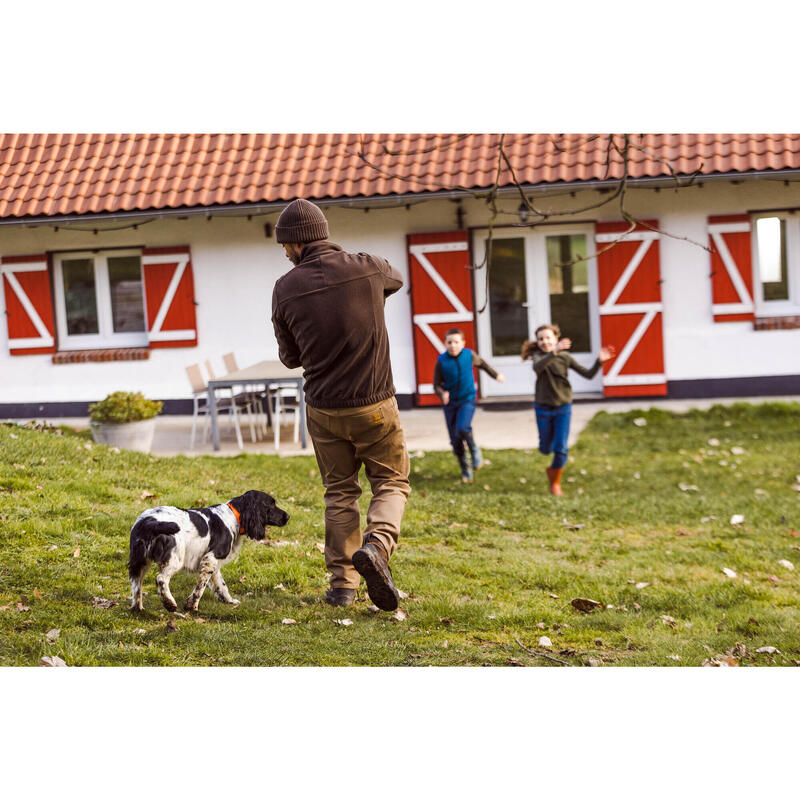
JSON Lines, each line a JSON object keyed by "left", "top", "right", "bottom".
{"left": 546, "top": 467, "right": 564, "bottom": 496}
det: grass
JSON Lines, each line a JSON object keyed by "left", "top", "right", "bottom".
{"left": 1, "top": 402, "right": 799, "bottom": 667}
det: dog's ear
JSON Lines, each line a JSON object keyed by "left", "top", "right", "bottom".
{"left": 229, "top": 490, "right": 270, "bottom": 540}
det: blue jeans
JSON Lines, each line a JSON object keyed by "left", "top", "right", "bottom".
{"left": 443, "top": 398, "right": 477, "bottom": 457}
{"left": 534, "top": 402, "right": 571, "bottom": 469}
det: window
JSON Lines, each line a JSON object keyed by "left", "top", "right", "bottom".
{"left": 53, "top": 250, "right": 147, "bottom": 349}
{"left": 753, "top": 214, "right": 799, "bottom": 311}
{"left": 487, "top": 237, "right": 528, "bottom": 355}
{"left": 546, "top": 233, "right": 591, "bottom": 352}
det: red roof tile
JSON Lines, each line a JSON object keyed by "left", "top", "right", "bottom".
{"left": 1, "top": 133, "right": 800, "bottom": 220}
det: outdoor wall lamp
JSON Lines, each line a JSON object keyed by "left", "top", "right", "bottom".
{"left": 518, "top": 202, "right": 530, "bottom": 224}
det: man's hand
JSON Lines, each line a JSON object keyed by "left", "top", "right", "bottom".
{"left": 441, "top": 391, "right": 450, "bottom": 405}
{"left": 496, "top": 373, "right": 506, "bottom": 383}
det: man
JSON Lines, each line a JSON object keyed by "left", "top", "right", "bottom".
{"left": 271, "top": 198, "right": 411, "bottom": 611}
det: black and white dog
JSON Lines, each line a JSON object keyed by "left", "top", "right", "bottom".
{"left": 128, "top": 490, "right": 289, "bottom": 613}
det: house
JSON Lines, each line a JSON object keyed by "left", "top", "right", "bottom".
{"left": 1, "top": 133, "right": 799, "bottom": 417}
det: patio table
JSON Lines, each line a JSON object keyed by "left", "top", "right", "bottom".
{"left": 207, "top": 360, "right": 306, "bottom": 450}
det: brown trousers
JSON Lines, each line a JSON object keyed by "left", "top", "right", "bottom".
{"left": 306, "top": 396, "right": 411, "bottom": 589}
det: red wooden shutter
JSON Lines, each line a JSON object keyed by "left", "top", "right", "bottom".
{"left": 407, "top": 231, "right": 474, "bottom": 406}
{"left": 1, "top": 254, "right": 56, "bottom": 355}
{"left": 595, "top": 220, "right": 666, "bottom": 397}
{"left": 141, "top": 246, "right": 198, "bottom": 348}
{"left": 708, "top": 215, "right": 754, "bottom": 322}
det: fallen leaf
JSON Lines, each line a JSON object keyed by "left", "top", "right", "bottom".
{"left": 506, "top": 658, "right": 525, "bottom": 666}
{"left": 165, "top": 619, "right": 178, "bottom": 632}
{"left": 519, "top": 477, "right": 527, "bottom": 484}
{"left": 33, "top": 588, "right": 43, "bottom": 599}
{"left": 549, "top": 593, "right": 559, "bottom": 599}
{"left": 194, "top": 617, "right": 207, "bottom": 624}
{"left": 678, "top": 483, "right": 699, "bottom": 492}
{"left": 668, "top": 654, "right": 681, "bottom": 661}
{"left": 16, "top": 602, "right": 31, "bottom": 612}
{"left": 483, "top": 485, "right": 491, "bottom": 491}
{"left": 571, "top": 597, "right": 603, "bottom": 613}
{"left": 91, "top": 597, "right": 118, "bottom": 609}
{"left": 314, "top": 542, "right": 325, "bottom": 553}
{"left": 768, "top": 574, "right": 781, "bottom": 584}
{"left": 0, "top": 605, "right": 11, "bottom": 611}
{"left": 281, "top": 618, "right": 297, "bottom": 625}
{"left": 587, "top": 658, "right": 602, "bottom": 667}
{"left": 708, "top": 438, "right": 720, "bottom": 446}
{"left": 334, "top": 618, "right": 353, "bottom": 626}
{"left": 73, "top": 547, "right": 81, "bottom": 558}
{"left": 273, "top": 583, "right": 286, "bottom": 591}
{"left": 45, "top": 628, "right": 60, "bottom": 642}
{"left": 139, "top": 491, "right": 156, "bottom": 500}
{"left": 409, "top": 654, "right": 423, "bottom": 659}
{"left": 448, "top": 522, "right": 468, "bottom": 529}
{"left": 701, "top": 516, "right": 716, "bottom": 523}
{"left": 538, "top": 636, "right": 552, "bottom": 648}
{"left": 778, "top": 559, "right": 794, "bottom": 570}
{"left": 635, "top": 581, "right": 650, "bottom": 589}
{"left": 755, "top": 646, "right": 780, "bottom": 654}
{"left": 367, "top": 605, "right": 380, "bottom": 613}
{"left": 39, "top": 656, "right": 67, "bottom": 667}
{"left": 563, "top": 522, "right": 585, "bottom": 531}
{"left": 730, "top": 514, "right": 745, "bottom": 526}
{"left": 133, "top": 628, "right": 147, "bottom": 635}
{"left": 722, "top": 567, "right": 737, "bottom": 578}
{"left": 676, "top": 528, "right": 692, "bottom": 536}
{"left": 392, "top": 608, "right": 408, "bottom": 621}
{"left": 438, "top": 617, "right": 454, "bottom": 625}
{"left": 397, "top": 589, "right": 409, "bottom": 599}
{"left": 9, "top": 432, "right": 19, "bottom": 439}
{"left": 633, "top": 418, "right": 647, "bottom": 427}
{"left": 239, "top": 575, "right": 247, "bottom": 583}
{"left": 731, "top": 446, "right": 745, "bottom": 455}
{"left": 660, "top": 615, "right": 677, "bottom": 628}
{"left": 47, "top": 545, "right": 57, "bottom": 551}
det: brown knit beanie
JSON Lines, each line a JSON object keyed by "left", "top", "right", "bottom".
{"left": 275, "top": 199, "right": 329, "bottom": 243}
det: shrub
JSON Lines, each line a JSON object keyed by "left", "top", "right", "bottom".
{"left": 88, "top": 391, "right": 163, "bottom": 424}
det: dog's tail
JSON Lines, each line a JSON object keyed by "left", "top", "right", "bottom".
{"left": 128, "top": 517, "right": 178, "bottom": 579}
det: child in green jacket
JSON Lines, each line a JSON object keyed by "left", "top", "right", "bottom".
{"left": 522, "top": 323, "right": 615, "bottom": 495}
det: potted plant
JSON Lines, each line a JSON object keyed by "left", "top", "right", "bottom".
{"left": 88, "top": 391, "right": 163, "bottom": 453}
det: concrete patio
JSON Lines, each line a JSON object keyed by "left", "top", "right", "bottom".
{"left": 18, "top": 394, "right": 799, "bottom": 458}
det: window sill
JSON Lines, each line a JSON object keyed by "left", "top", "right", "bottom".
{"left": 754, "top": 315, "right": 800, "bottom": 331}
{"left": 52, "top": 348, "right": 151, "bottom": 364}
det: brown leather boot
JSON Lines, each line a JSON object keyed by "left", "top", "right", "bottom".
{"left": 352, "top": 537, "right": 399, "bottom": 611}
{"left": 546, "top": 467, "right": 564, "bottom": 496}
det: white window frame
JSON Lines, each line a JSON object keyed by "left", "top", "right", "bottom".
{"left": 52, "top": 249, "right": 148, "bottom": 350}
{"left": 472, "top": 223, "right": 602, "bottom": 398}
{"left": 751, "top": 212, "right": 800, "bottom": 316}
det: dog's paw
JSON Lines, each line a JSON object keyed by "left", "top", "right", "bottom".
{"left": 184, "top": 599, "right": 199, "bottom": 612}
{"left": 228, "top": 598, "right": 241, "bottom": 607}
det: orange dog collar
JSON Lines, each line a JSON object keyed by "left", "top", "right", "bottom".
{"left": 227, "top": 503, "right": 244, "bottom": 534}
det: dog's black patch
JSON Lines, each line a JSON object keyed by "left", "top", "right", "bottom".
{"left": 187, "top": 510, "right": 209, "bottom": 537}
{"left": 207, "top": 511, "right": 233, "bottom": 559}
{"left": 128, "top": 516, "right": 179, "bottom": 577}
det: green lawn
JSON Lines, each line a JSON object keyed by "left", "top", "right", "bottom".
{"left": 1, "top": 402, "right": 799, "bottom": 666}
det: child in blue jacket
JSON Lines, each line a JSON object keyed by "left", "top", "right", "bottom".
{"left": 433, "top": 328, "right": 505, "bottom": 482}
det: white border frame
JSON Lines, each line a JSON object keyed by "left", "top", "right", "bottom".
{"left": 53, "top": 249, "right": 148, "bottom": 350}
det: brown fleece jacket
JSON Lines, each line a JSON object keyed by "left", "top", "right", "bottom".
{"left": 271, "top": 240, "right": 403, "bottom": 409}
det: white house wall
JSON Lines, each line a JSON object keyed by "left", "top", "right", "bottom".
{"left": 1, "top": 179, "right": 799, "bottom": 410}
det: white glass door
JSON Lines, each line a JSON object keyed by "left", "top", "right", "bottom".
{"left": 473, "top": 225, "right": 602, "bottom": 398}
